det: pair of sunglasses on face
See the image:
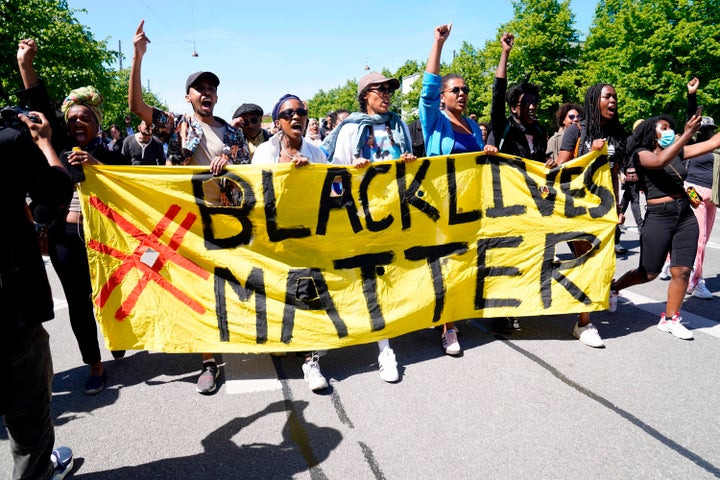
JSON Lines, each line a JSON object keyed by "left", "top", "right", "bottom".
{"left": 443, "top": 86, "right": 470, "bottom": 95}
{"left": 369, "top": 85, "right": 397, "bottom": 95}
{"left": 277, "top": 108, "right": 308, "bottom": 120}
{"left": 243, "top": 116, "right": 261, "bottom": 125}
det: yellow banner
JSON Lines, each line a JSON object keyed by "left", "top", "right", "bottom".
{"left": 78, "top": 149, "right": 616, "bottom": 353}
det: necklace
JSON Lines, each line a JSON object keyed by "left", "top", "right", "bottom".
{"left": 280, "top": 134, "right": 302, "bottom": 162}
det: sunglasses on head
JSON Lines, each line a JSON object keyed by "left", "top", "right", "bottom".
{"left": 369, "top": 85, "right": 396, "bottom": 95}
{"left": 277, "top": 108, "right": 308, "bottom": 120}
{"left": 444, "top": 86, "right": 470, "bottom": 95}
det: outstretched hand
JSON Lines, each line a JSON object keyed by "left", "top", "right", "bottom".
{"left": 134, "top": 20, "right": 151, "bottom": 57}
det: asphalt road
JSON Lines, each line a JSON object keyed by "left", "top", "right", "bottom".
{"left": 2, "top": 208, "right": 720, "bottom": 480}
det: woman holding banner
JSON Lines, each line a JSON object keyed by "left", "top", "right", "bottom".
{"left": 419, "top": 23, "right": 498, "bottom": 355}
{"left": 611, "top": 114, "right": 720, "bottom": 340}
{"left": 556, "top": 83, "right": 627, "bottom": 348}
{"left": 253, "top": 94, "right": 329, "bottom": 391}
{"left": 321, "top": 71, "right": 416, "bottom": 382}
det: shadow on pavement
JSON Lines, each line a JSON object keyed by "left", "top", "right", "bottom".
{"left": 70, "top": 400, "right": 341, "bottom": 479}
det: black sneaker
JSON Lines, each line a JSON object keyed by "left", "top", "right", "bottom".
{"left": 51, "top": 446, "right": 74, "bottom": 480}
{"left": 495, "top": 317, "right": 521, "bottom": 333}
{"left": 84, "top": 370, "right": 107, "bottom": 395}
{"left": 196, "top": 361, "right": 219, "bottom": 394}
{"left": 111, "top": 350, "right": 126, "bottom": 360}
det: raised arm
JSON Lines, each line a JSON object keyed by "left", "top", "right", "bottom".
{"left": 426, "top": 23, "right": 451, "bottom": 75}
{"left": 495, "top": 32, "right": 514, "bottom": 80}
{"left": 686, "top": 77, "right": 699, "bottom": 120}
{"left": 129, "top": 20, "right": 154, "bottom": 125}
{"left": 17, "top": 39, "right": 39, "bottom": 88}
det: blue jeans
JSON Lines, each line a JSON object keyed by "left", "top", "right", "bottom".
{"left": 3, "top": 324, "right": 55, "bottom": 480}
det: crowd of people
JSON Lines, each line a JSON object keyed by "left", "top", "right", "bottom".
{"left": 3, "top": 21, "right": 719, "bottom": 479}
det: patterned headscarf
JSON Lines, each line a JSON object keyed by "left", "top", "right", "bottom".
{"left": 61, "top": 86, "right": 103, "bottom": 126}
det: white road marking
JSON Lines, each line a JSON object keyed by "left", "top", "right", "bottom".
{"left": 53, "top": 298, "right": 68, "bottom": 311}
{"left": 223, "top": 354, "right": 283, "bottom": 394}
{"left": 620, "top": 290, "right": 720, "bottom": 339}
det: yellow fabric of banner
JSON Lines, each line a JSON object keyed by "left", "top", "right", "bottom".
{"left": 78, "top": 149, "right": 616, "bottom": 353}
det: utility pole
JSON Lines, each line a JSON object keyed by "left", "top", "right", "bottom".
{"left": 118, "top": 40, "right": 123, "bottom": 70}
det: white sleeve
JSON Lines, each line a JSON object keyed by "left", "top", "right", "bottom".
{"left": 331, "top": 125, "right": 356, "bottom": 165}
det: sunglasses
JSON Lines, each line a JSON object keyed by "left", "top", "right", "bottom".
{"left": 277, "top": 108, "right": 308, "bottom": 120}
{"left": 369, "top": 85, "right": 396, "bottom": 96}
{"left": 443, "top": 86, "right": 470, "bottom": 95}
{"left": 244, "top": 116, "right": 261, "bottom": 125}
{"left": 567, "top": 114, "right": 577, "bottom": 120}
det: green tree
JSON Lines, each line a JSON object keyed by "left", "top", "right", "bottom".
{"left": 0, "top": 0, "right": 166, "bottom": 131}
{"left": 102, "top": 69, "right": 166, "bottom": 130}
{"left": 0, "top": 0, "right": 116, "bottom": 107}
{"left": 475, "top": 0, "right": 582, "bottom": 128}
{"left": 307, "top": 80, "right": 358, "bottom": 119}
{"left": 579, "top": 0, "right": 720, "bottom": 127}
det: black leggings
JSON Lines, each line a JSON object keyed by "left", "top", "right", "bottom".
{"left": 48, "top": 221, "right": 101, "bottom": 365}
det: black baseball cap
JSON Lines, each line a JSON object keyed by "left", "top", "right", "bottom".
{"left": 186, "top": 71, "right": 220, "bottom": 93}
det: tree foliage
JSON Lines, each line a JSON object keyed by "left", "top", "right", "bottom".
{"left": 579, "top": 0, "right": 720, "bottom": 126}
{"left": 0, "top": 0, "right": 165, "bottom": 130}
{"left": 306, "top": 0, "right": 720, "bottom": 135}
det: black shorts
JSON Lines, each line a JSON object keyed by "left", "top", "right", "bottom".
{"left": 639, "top": 198, "right": 698, "bottom": 274}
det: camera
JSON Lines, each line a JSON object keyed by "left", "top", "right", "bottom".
{"left": 0, "top": 106, "right": 41, "bottom": 128}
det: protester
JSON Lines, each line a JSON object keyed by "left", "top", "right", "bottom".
{"left": 2, "top": 105, "right": 75, "bottom": 480}
{"left": 556, "top": 82, "right": 627, "bottom": 347}
{"left": 130, "top": 20, "right": 250, "bottom": 394}
{"left": 18, "top": 38, "right": 130, "bottom": 395}
{"left": 488, "top": 32, "right": 548, "bottom": 164}
{"left": 304, "top": 117, "right": 323, "bottom": 148}
{"left": 253, "top": 94, "right": 330, "bottom": 391}
{"left": 546, "top": 102, "right": 582, "bottom": 162}
{"left": 107, "top": 123, "right": 123, "bottom": 153}
{"left": 121, "top": 119, "right": 165, "bottom": 165}
{"left": 488, "top": 32, "right": 549, "bottom": 333}
{"left": 684, "top": 115, "right": 718, "bottom": 299}
{"left": 321, "top": 71, "right": 416, "bottom": 382}
{"left": 611, "top": 112, "right": 720, "bottom": 339}
{"left": 231, "top": 103, "right": 270, "bottom": 160}
{"left": 419, "top": 23, "right": 497, "bottom": 355}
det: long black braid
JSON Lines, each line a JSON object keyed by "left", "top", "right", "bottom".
{"left": 581, "top": 83, "right": 627, "bottom": 162}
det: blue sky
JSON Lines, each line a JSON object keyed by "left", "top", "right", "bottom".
{"left": 67, "top": 0, "right": 597, "bottom": 121}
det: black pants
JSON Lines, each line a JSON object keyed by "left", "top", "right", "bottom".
{"left": 48, "top": 221, "right": 101, "bottom": 365}
{"left": 3, "top": 324, "right": 55, "bottom": 480}
{"left": 620, "top": 181, "right": 644, "bottom": 231}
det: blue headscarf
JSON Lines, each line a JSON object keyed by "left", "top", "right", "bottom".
{"left": 271, "top": 94, "right": 303, "bottom": 122}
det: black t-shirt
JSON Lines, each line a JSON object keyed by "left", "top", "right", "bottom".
{"left": 560, "top": 122, "right": 626, "bottom": 170}
{"left": 634, "top": 148, "right": 686, "bottom": 200}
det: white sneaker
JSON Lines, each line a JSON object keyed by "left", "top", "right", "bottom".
{"left": 378, "top": 348, "right": 399, "bottom": 382}
{"left": 573, "top": 321, "right": 605, "bottom": 348}
{"left": 657, "top": 313, "right": 693, "bottom": 340}
{"left": 608, "top": 290, "right": 618, "bottom": 313}
{"left": 659, "top": 261, "right": 671, "bottom": 280}
{"left": 692, "top": 279, "right": 713, "bottom": 299}
{"left": 302, "top": 356, "right": 328, "bottom": 391}
{"left": 441, "top": 329, "right": 462, "bottom": 355}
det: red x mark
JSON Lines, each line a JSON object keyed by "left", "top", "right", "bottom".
{"left": 87, "top": 195, "right": 210, "bottom": 320}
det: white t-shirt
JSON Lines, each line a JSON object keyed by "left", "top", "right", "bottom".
{"left": 253, "top": 133, "right": 328, "bottom": 165}
{"left": 332, "top": 122, "right": 410, "bottom": 165}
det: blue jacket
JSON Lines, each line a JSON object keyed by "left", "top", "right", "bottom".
{"left": 418, "top": 72, "right": 484, "bottom": 156}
